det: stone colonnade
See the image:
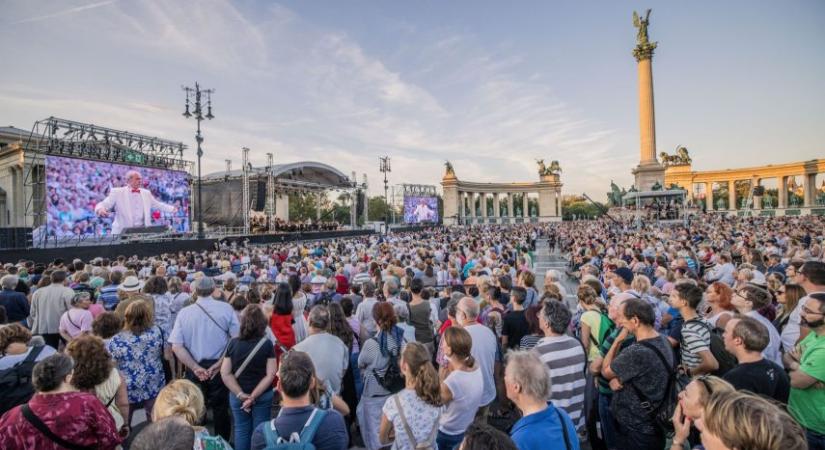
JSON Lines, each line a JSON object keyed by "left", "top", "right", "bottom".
{"left": 442, "top": 174, "right": 562, "bottom": 225}
{"left": 664, "top": 159, "right": 825, "bottom": 215}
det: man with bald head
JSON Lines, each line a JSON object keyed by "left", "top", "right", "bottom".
{"left": 455, "top": 296, "right": 498, "bottom": 422}
{"left": 94, "top": 170, "right": 177, "bottom": 234}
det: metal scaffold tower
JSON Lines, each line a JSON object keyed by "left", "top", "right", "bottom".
{"left": 242, "top": 147, "right": 250, "bottom": 235}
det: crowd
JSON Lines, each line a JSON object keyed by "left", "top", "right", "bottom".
{"left": 0, "top": 214, "right": 822, "bottom": 450}
{"left": 250, "top": 216, "right": 342, "bottom": 234}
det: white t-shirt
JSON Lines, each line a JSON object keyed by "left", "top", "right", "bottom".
{"left": 781, "top": 293, "right": 819, "bottom": 352}
{"left": 440, "top": 366, "right": 484, "bottom": 435}
{"left": 464, "top": 323, "right": 498, "bottom": 406}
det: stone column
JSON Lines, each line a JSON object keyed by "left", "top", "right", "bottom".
{"left": 508, "top": 193, "right": 514, "bottom": 217}
{"left": 458, "top": 191, "right": 465, "bottom": 219}
{"left": 753, "top": 178, "right": 762, "bottom": 210}
{"left": 636, "top": 49, "right": 657, "bottom": 165}
{"left": 493, "top": 193, "right": 500, "bottom": 218}
{"left": 442, "top": 184, "right": 459, "bottom": 226}
{"left": 779, "top": 176, "right": 788, "bottom": 209}
{"left": 705, "top": 182, "right": 713, "bottom": 211}
{"left": 804, "top": 174, "right": 814, "bottom": 207}
{"left": 480, "top": 193, "right": 487, "bottom": 219}
{"left": 728, "top": 180, "right": 736, "bottom": 211}
{"left": 522, "top": 193, "right": 529, "bottom": 218}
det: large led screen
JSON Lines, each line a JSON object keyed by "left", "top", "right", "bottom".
{"left": 403, "top": 196, "right": 439, "bottom": 224}
{"left": 45, "top": 155, "right": 191, "bottom": 237}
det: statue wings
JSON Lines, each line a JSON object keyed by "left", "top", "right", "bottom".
{"left": 633, "top": 11, "right": 640, "bottom": 28}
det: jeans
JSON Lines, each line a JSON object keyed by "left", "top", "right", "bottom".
{"left": 808, "top": 428, "right": 825, "bottom": 450}
{"left": 598, "top": 392, "right": 617, "bottom": 450}
{"left": 229, "top": 389, "right": 274, "bottom": 450}
{"left": 436, "top": 430, "right": 464, "bottom": 450}
{"left": 612, "top": 419, "right": 663, "bottom": 450}
{"left": 350, "top": 351, "right": 363, "bottom": 398}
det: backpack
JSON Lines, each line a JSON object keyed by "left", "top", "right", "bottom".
{"left": 371, "top": 333, "right": 405, "bottom": 394}
{"left": 0, "top": 346, "right": 45, "bottom": 415}
{"left": 625, "top": 340, "right": 679, "bottom": 434}
{"left": 262, "top": 408, "right": 327, "bottom": 450}
{"left": 314, "top": 292, "right": 333, "bottom": 307}
{"left": 682, "top": 318, "right": 738, "bottom": 376}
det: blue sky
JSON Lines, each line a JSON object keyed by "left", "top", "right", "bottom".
{"left": 1, "top": 0, "right": 823, "bottom": 200}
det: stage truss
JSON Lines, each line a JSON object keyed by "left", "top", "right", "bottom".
{"left": 22, "top": 117, "right": 193, "bottom": 248}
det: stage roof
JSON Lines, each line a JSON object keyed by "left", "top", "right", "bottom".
{"left": 203, "top": 160, "right": 353, "bottom": 189}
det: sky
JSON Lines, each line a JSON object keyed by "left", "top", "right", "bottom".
{"left": 1, "top": 0, "right": 823, "bottom": 201}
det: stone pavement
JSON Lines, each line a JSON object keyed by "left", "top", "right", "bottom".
{"left": 533, "top": 238, "right": 578, "bottom": 312}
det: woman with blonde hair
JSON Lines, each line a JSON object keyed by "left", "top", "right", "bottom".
{"left": 107, "top": 299, "right": 166, "bottom": 426}
{"left": 437, "top": 327, "right": 483, "bottom": 450}
{"left": 152, "top": 379, "right": 231, "bottom": 449}
{"left": 576, "top": 285, "right": 611, "bottom": 363}
{"left": 693, "top": 390, "right": 806, "bottom": 450}
{"left": 379, "top": 342, "right": 442, "bottom": 450}
{"left": 773, "top": 283, "right": 807, "bottom": 352}
{"left": 671, "top": 375, "right": 735, "bottom": 449}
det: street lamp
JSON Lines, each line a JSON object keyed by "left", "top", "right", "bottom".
{"left": 182, "top": 82, "right": 214, "bottom": 239}
{"left": 379, "top": 156, "right": 391, "bottom": 223}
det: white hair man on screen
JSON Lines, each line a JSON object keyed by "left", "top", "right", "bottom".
{"left": 94, "top": 170, "right": 177, "bottom": 234}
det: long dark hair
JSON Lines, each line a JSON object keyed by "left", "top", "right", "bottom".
{"left": 288, "top": 274, "right": 301, "bottom": 298}
{"left": 327, "top": 302, "right": 354, "bottom": 350}
{"left": 273, "top": 282, "right": 293, "bottom": 315}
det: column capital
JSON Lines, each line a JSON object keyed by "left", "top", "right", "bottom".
{"left": 633, "top": 42, "right": 657, "bottom": 62}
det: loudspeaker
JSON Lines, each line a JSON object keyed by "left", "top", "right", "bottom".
{"left": 0, "top": 227, "right": 32, "bottom": 249}
{"left": 255, "top": 180, "right": 267, "bottom": 211}
{"left": 356, "top": 190, "right": 364, "bottom": 216}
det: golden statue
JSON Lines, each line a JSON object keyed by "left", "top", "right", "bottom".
{"left": 632, "top": 9, "right": 652, "bottom": 46}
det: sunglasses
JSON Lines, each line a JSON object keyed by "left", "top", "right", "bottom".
{"left": 801, "top": 306, "right": 825, "bottom": 317}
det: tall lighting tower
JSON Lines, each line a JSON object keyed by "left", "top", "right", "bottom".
{"left": 379, "top": 156, "right": 391, "bottom": 221}
{"left": 182, "top": 82, "right": 214, "bottom": 239}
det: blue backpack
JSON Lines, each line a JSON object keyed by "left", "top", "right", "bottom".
{"left": 263, "top": 408, "right": 327, "bottom": 450}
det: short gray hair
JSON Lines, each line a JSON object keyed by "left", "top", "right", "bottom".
{"left": 384, "top": 278, "right": 400, "bottom": 296}
{"left": 1, "top": 274, "right": 18, "bottom": 290}
{"left": 545, "top": 270, "right": 562, "bottom": 282}
{"left": 308, "top": 305, "right": 330, "bottom": 330}
{"left": 458, "top": 296, "right": 479, "bottom": 320}
{"left": 541, "top": 299, "right": 571, "bottom": 334}
{"left": 505, "top": 350, "right": 550, "bottom": 400}
{"left": 393, "top": 304, "right": 410, "bottom": 323}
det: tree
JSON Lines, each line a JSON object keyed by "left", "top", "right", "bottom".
{"left": 368, "top": 196, "right": 396, "bottom": 222}
{"left": 561, "top": 195, "right": 606, "bottom": 220}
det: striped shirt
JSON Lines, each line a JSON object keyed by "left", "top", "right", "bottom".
{"left": 679, "top": 318, "right": 711, "bottom": 369}
{"left": 533, "top": 335, "right": 587, "bottom": 434}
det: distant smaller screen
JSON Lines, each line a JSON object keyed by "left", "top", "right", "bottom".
{"left": 403, "top": 196, "right": 438, "bottom": 223}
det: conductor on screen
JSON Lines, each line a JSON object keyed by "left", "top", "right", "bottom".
{"left": 412, "top": 198, "right": 435, "bottom": 223}
{"left": 94, "top": 170, "right": 178, "bottom": 234}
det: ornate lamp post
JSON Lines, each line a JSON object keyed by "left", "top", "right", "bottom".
{"left": 182, "top": 82, "right": 214, "bottom": 239}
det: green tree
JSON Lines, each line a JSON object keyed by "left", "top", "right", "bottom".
{"left": 561, "top": 195, "right": 605, "bottom": 220}
{"left": 368, "top": 196, "right": 396, "bottom": 222}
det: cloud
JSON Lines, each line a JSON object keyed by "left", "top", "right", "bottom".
{"left": 0, "top": 0, "right": 623, "bottom": 198}
{"left": 7, "top": 0, "right": 118, "bottom": 25}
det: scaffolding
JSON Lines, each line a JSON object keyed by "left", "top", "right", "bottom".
{"left": 242, "top": 147, "right": 250, "bottom": 234}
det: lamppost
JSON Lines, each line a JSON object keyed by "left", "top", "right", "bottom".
{"left": 379, "top": 156, "right": 391, "bottom": 223}
{"left": 182, "top": 82, "right": 214, "bottom": 239}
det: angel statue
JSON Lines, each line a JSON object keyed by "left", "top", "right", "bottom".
{"left": 549, "top": 160, "right": 562, "bottom": 175}
{"left": 676, "top": 146, "right": 692, "bottom": 164}
{"left": 444, "top": 160, "right": 456, "bottom": 176}
{"left": 536, "top": 159, "right": 547, "bottom": 176}
{"left": 633, "top": 9, "right": 652, "bottom": 45}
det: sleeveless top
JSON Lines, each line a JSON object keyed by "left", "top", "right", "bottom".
{"left": 94, "top": 367, "right": 124, "bottom": 429}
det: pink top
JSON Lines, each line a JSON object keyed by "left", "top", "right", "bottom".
{"left": 89, "top": 303, "right": 105, "bottom": 318}
{"left": 59, "top": 308, "right": 93, "bottom": 338}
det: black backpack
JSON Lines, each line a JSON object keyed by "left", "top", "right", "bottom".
{"left": 626, "top": 340, "right": 679, "bottom": 434}
{"left": 0, "top": 346, "right": 45, "bottom": 415}
{"left": 682, "top": 319, "right": 738, "bottom": 376}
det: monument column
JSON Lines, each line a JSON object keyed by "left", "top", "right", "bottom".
{"left": 507, "top": 193, "right": 514, "bottom": 218}
{"left": 804, "top": 174, "right": 814, "bottom": 207}
{"left": 458, "top": 191, "right": 465, "bottom": 219}
{"left": 631, "top": 10, "right": 665, "bottom": 191}
{"left": 705, "top": 182, "right": 714, "bottom": 211}
{"left": 522, "top": 193, "right": 529, "bottom": 218}
{"left": 779, "top": 176, "right": 788, "bottom": 209}
{"left": 480, "top": 193, "right": 487, "bottom": 219}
